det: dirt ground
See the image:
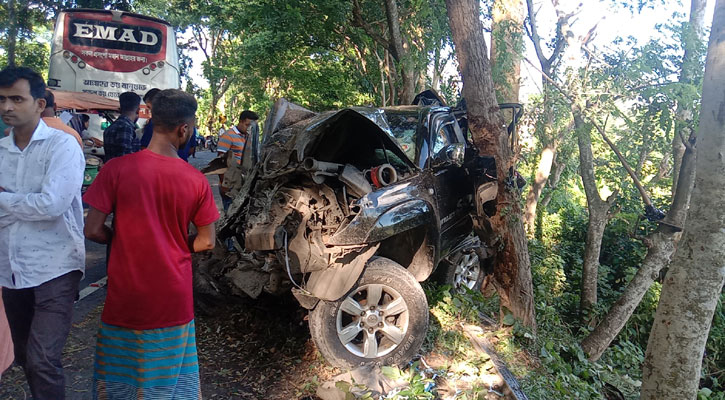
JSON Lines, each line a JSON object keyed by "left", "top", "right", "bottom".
{"left": 0, "top": 290, "right": 337, "bottom": 400}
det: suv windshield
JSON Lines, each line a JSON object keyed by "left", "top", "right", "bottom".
{"left": 384, "top": 110, "right": 419, "bottom": 162}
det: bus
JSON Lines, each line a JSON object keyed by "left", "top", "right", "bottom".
{"left": 48, "top": 9, "right": 180, "bottom": 97}
{"left": 47, "top": 9, "right": 180, "bottom": 140}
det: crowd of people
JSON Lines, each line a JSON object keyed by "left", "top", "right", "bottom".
{"left": 0, "top": 65, "right": 259, "bottom": 399}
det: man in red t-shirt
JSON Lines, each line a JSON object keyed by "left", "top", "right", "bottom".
{"left": 83, "top": 89, "right": 219, "bottom": 399}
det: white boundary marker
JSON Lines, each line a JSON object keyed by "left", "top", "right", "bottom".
{"left": 77, "top": 276, "right": 108, "bottom": 301}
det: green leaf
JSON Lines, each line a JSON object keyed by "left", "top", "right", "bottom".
{"left": 335, "top": 381, "right": 351, "bottom": 393}
{"left": 381, "top": 365, "right": 401, "bottom": 380}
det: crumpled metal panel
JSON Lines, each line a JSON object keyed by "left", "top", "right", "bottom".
{"left": 327, "top": 176, "right": 435, "bottom": 246}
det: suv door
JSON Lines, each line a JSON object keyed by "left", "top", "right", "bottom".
{"left": 427, "top": 113, "right": 474, "bottom": 255}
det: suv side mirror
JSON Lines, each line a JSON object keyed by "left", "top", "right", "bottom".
{"left": 435, "top": 143, "right": 465, "bottom": 167}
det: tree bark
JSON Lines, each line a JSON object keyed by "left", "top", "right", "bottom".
{"left": 672, "top": 0, "right": 707, "bottom": 195}
{"left": 445, "top": 0, "right": 536, "bottom": 330}
{"left": 383, "top": 0, "right": 415, "bottom": 104}
{"left": 490, "top": 0, "right": 524, "bottom": 103}
{"left": 579, "top": 0, "right": 706, "bottom": 362}
{"left": 7, "top": 0, "right": 17, "bottom": 67}
{"left": 573, "top": 106, "right": 612, "bottom": 313}
{"left": 641, "top": 3, "right": 725, "bottom": 396}
{"left": 540, "top": 159, "right": 564, "bottom": 208}
{"left": 386, "top": 50, "right": 397, "bottom": 106}
{"left": 525, "top": 139, "right": 556, "bottom": 231}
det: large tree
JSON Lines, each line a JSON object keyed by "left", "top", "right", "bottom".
{"left": 445, "top": 0, "right": 536, "bottom": 329}
{"left": 640, "top": 1, "right": 725, "bottom": 397}
{"left": 522, "top": 0, "right": 573, "bottom": 233}
{"left": 580, "top": 0, "right": 708, "bottom": 361}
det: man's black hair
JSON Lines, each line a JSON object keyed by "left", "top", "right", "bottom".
{"left": 143, "top": 88, "right": 160, "bottom": 104}
{"left": 44, "top": 90, "right": 55, "bottom": 109}
{"left": 119, "top": 92, "right": 141, "bottom": 114}
{"left": 239, "top": 110, "right": 259, "bottom": 121}
{"left": 0, "top": 67, "right": 46, "bottom": 99}
{"left": 152, "top": 89, "right": 197, "bottom": 131}
{"left": 81, "top": 114, "right": 90, "bottom": 123}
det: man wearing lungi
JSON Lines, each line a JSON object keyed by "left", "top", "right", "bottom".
{"left": 0, "top": 66, "right": 86, "bottom": 399}
{"left": 83, "top": 89, "right": 219, "bottom": 399}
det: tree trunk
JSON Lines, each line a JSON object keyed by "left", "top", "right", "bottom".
{"left": 372, "top": 47, "right": 387, "bottom": 106}
{"left": 7, "top": 0, "right": 17, "bottom": 67}
{"left": 384, "top": 0, "right": 415, "bottom": 104}
{"left": 207, "top": 95, "right": 221, "bottom": 134}
{"left": 539, "top": 157, "right": 565, "bottom": 211}
{"left": 573, "top": 106, "right": 612, "bottom": 313}
{"left": 445, "top": 0, "right": 536, "bottom": 330}
{"left": 490, "top": 0, "right": 524, "bottom": 104}
{"left": 672, "top": 0, "right": 707, "bottom": 195}
{"left": 524, "top": 143, "right": 556, "bottom": 231}
{"left": 641, "top": 3, "right": 725, "bottom": 396}
{"left": 522, "top": 0, "right": 570, "bottom": 234}
{"left": 432, "top": 46, "right": 442, "bottom": 91}
{"left": 582, "top": 134, "right": 697, "bottom": 361}
{"left": 385, "top": 50, "right": 397, "bottom": 106}
{"left": 579, "top": 0, "right": 706, "bottom": 362}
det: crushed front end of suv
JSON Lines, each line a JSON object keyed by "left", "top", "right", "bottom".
{"left": 196, "top": 93, "right": 500, "bottom": 369}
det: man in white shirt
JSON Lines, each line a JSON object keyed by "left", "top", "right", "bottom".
{"left": 0, "top": 67, "right": 85, "bottom": 399}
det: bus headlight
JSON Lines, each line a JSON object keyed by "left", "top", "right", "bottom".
{"left": 63, "top": 51, "right": 71, "bottom": 59}
{"left": 142, "top": 68, "right": 151, "bottom": 75}
{"left": 78, "top": 61, "right": 86, "bottom": 69}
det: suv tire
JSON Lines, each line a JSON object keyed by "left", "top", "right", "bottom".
{"left": 309, "top": 257, "right": 428, "bottom": 369}
{"left": 439, "top": 247, "right": 485, "bottom": 294}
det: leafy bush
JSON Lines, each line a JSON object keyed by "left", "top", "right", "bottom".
{"left": 702, "top": 294, "right": 725, "bottom": 396}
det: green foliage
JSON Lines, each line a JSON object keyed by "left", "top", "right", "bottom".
{"left": 381, "top": 363, "right": 435, "bottom": 399}
{"left": 702, "top": 294, "right": 725, "bottom": 396}
{"left": 0, "top": 1, "right": 54, "bottom": 70}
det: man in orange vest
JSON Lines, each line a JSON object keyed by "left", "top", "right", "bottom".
{"left": 40, "top": 90, "right": 82, "bottom": 147}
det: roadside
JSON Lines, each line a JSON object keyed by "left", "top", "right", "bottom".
{"left": 0, "top": 148, "right": 519, "bottom": 400}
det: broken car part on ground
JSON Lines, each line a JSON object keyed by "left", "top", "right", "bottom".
{"left": 195, "top": 91, "right": 508, "bottom": 369}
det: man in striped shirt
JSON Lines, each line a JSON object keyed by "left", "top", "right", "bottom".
{"left": 217, "top": 110, "right": 258, "bottom": 211}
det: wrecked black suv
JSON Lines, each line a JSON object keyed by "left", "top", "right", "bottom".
{"left": 196, "top": 92, "right": 500, "bottom": 369}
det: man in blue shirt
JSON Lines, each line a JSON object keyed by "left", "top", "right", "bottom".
{"left": 103, "top": 92, "right": 141, "bottom": 161}
{"left": 139, "top": 88, "right": 199, "bottom": 161}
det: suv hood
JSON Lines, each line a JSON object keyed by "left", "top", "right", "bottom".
{"left": 259, "top": 99, "right": 416, "bottom": 178}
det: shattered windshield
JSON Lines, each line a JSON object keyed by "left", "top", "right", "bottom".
{"left": 383, "top": 110, "right": 419, "bottom": 162}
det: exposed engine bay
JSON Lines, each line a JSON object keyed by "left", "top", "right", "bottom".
{"left": 196, "top": 101, "right": 440, "bottom": 304}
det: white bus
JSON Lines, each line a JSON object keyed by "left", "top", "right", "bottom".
{"left": 48, "top": 9, "right": 180, "bottom": 97}
{"left": 47, "top": 9, "right": 180, "bottom": 140}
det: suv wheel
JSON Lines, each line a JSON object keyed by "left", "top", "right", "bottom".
{"left": 441, "top": 248, "right": 484, "bottom": 294}
{"left": 309, "top": 257, "right": 429, "bottom": 369}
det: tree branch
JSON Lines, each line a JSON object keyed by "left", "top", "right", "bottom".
{"left": 523, "top": 58, "right": 574, "bottom": 103}
{"left": 590, "top": 119, "right": 653, "bottom": 207}
{"left": 525, "top": 0, "right": 548, "bottom": 69}
{"left": 351, "top": 0, "right": 391, "bottom": 51}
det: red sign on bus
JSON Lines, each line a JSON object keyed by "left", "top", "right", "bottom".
{"left": 62, "top": 11, "right": 168, "bottom": 73}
